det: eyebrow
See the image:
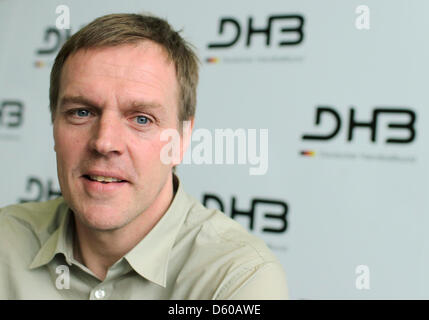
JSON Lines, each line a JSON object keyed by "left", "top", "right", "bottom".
{"left": 59, "top": 95, "right": 98, "bottom": 110}
{"left": 59, "top": 95, "right": 164, "bottom": 111}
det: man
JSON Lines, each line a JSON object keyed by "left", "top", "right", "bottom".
{"left": 0, "top": 13, "right": 288, "bottom": 299}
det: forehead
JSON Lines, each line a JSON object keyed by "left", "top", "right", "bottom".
{"left": 59, "top": 41, "right": 179, "bottom": 109}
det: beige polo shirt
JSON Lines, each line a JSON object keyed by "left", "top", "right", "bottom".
{"left": 0, "top": 176, "right": 288, "bottom": 300}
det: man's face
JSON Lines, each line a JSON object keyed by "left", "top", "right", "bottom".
{"left": 53, "top": 42, "right": 182, "bottom": 231}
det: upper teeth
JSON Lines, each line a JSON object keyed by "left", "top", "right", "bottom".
{"left": 89, "top": 175, "right": 122, "bottom": 182}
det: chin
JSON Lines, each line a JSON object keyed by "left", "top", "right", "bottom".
{"left": 75, "top": 205, "right": 132, "bottom": 232}
{"left": 83, "top": 216, "right": 130, "bottom": 232}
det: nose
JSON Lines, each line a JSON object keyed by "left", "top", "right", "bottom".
{"left": 89, "top": 113, "right": 124, "bottom": 156}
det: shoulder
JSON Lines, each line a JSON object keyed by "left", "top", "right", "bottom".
{"left": 183, "top": 194, "right": 277, "bottom": 262}
{"left": 174, "top": 192, "right": 287, "bottom": 299}
{"left": 0, "top": 199, "right": 66, "bottom": 298}
{"left": 0, "top": 198, "right": 66, "bottom": 243}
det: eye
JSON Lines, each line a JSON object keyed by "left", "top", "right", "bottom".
{"left": 74, "top": 109, "right": 90, "bottom": 117}
{"left": 135, "top": 115, "right": 150, "bottom": 125}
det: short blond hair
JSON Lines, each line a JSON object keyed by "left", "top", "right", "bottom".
{"left": 49, "top": 13, "right": 199, "bottom": 123}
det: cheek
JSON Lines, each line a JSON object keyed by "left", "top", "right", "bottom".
{"left": 54, "top": 127, "right": 86, "bottom": 166}
{"left": 131, "top": 133, "right": 170, "bottom": 168}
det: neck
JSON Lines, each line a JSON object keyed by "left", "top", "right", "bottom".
{"left": 73, "top": 173, "right": 175, "bottom": 281}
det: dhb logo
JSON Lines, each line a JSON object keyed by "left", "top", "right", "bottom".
{"left": 203, "top": 194, "right": 288, "bottom": 234}
{"left": 19, "top": 176, "right": 61, "bottom": 203}
{"left": 36, "top": 27, "right": 72, "bottom": 56}
{"left": 208, "top": 14, "right": 304, "bottom": 48}
{"left": 0, "top": 100, "right": 24, "bottom": 128}
{"left": 302, "top": 106, "right": 416, "bottom": 144}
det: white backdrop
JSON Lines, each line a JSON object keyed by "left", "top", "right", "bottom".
{"left": 1, "top": 0, "right": 428, "bottom": 299}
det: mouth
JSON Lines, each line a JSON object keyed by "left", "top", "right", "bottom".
{"left": 82, "top": 175, "right": 127, "bottom": 184}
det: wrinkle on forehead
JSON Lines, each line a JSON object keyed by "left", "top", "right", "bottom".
{"left": 59, "top": 42, "right": 179, "bottom": 108}
{"left": 63, "top": 42, "right": 175, "bottom": 84}
{"left": 81, "top": 57, "right": 172, "bottom": 85}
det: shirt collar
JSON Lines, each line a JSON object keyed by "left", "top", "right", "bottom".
{"left": 124, "top": 174, "right": 192, "bottom": 287}
{"left": 29, "top": 175, "right": 192, "bottom": 288}
{"left": 29, "top": 201, "right": 74, "bottom": 269}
